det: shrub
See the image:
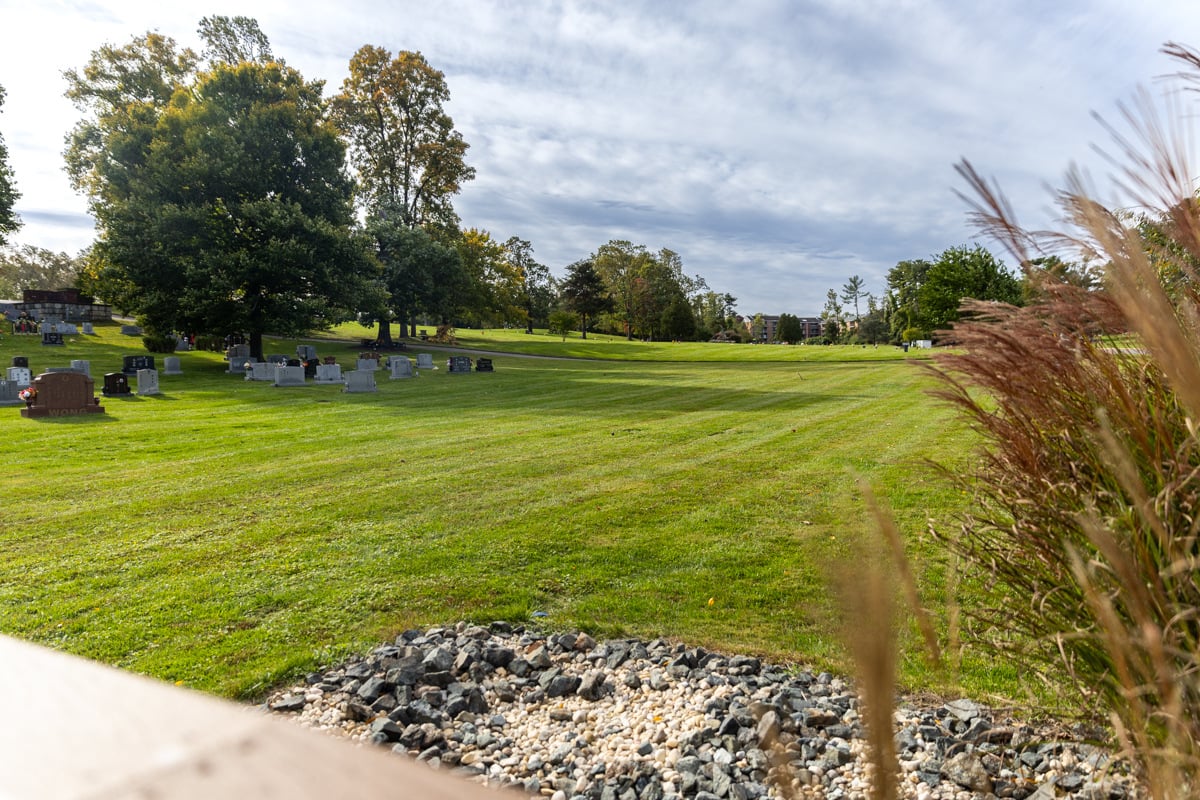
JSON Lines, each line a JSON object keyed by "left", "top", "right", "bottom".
{"left": 141, "top": 333, "right": 177, "bottom": 353}
{"left": 929, "top": 42, "right": 1200, "bottom": 793}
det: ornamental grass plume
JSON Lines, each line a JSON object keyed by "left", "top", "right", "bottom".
{"left": 926, "top": 41, "right": 1200, "bottom": 796}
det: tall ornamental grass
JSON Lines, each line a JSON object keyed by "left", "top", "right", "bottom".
{"left": 926, "top": 42, "right": 1200, "bottom": 795}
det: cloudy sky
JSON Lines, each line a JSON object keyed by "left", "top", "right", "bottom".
{"left": 1, "top": 1, "right": 1197, "bottom": 315}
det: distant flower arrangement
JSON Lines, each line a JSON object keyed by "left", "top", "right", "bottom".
{"left": 18, "top": 387, "right": 37, "bottom": 404}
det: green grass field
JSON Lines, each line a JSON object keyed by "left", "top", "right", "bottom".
{"left": 1, "top": 323, "right": 994, "bottom": 700}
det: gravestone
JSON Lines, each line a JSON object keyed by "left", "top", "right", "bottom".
{"left": 322, "top": 356, "right": 337, "bottom": 365}
{"left": 20, "top": 371, "right": 104, "bottom": 418}
{"left": 120, "top": 325, "right": 142, "bottom": 336}
{"left": 314, "top": 363, "right": 343, "bottom": 384}
{"left": 11, "top": 356, "right": 28, "bottom": 368}
{"left": 7, "top": 367, "right": 32, "bottom": 387}
{"left": 0, "top": 380, "right": 20, "bottom": 406}
{"left": 136, "top": 369, "right": 160, "bottom": 396}
{"left": 266, "top": 354, "right": 288, "bottom": 366}
{"left": 70, "top": 360, "right": 90, "bottom": 377}
{"left": 53, "top": 322, "right": 78, "bottom": 335}
{"left": 388, "top": 356, "right": 414, "bottom": 379}
{"left": 475, "top": 357, "right": 494, "bottom": 373}
{"left": 343, "top": 370, "right": 377, "bottom": 393}
{"left": 227, "top": 356, "right": 253, "bottom": 375}
{"left": 297, "top": 344, "right": 317, "bottom": 361}
{"left": 82, "top": 322, "right": 95, "bottom": 335}
{"left": 273, "top": 365, "right": 306, "bottom": 387}
{"left": 245, "top": 362, "right": 274, "bottom": 381}
{"left": 163, "top": 357, "right": 182, "bottom": 375}
{"left": 102, "top": 372, "right": 131, "bottom": 396}
{"left": 286, "top": 358, "right": 302, "bottom": 367}
{"left": 122, "top": 355, "right": 155, "bottom": 375}
{"left": 447, "top": 356, "right": 473, "bottom": 374}
{"left": 226, "top": 344, "right": 250, "bottom": 362}
{"left": 41, "top": 331, "right": 65, "bottom": 346}
{"left": 416, "top": 353, "right": 435, "bottom": 370}
{"left": 302, "top": 359, "right": 318, "bottom": 379}
{"left": 356, "top": 358, "right": 380, "bottom": 372}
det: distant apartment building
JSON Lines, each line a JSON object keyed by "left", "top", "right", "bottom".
{"left": 747, "top": 314, "right": 823, "bottom": 341}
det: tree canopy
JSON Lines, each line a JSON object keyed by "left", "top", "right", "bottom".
{"left": 332, "top": 46, "right": 474, "bottom": 231}
{"left": 66, "top": 27, "right": 372, "bottom": 358}
{"left": 0, "top": 84, "right": 20, "bottom": 246}
{"left": 560, "top": 258, "right": 611, "bottom": 339}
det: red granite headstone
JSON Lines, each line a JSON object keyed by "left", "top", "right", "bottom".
{"left": 20, "top": 371, "right": 104, "bottom": 418}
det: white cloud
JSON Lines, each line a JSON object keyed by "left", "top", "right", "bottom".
{"left": 1, "top": 0, "right": 1198, "bottom": 312}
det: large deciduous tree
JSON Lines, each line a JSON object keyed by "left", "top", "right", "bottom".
{"left": 67, "top": 28, "right": 371, "bottom": 359}
{"left": 560, "top": 259, "right": 611, "bottom": 339}
{"left": 0, "top": 245, "right": 83, "bottom": 297}
{"left": 919, "top": 244, "right": 1023, "bottom": 332}
{"left": 332, "top": 46, "right": 474, "bottom": 232}
{"left": 0, "top": 85, "right": 20, "bottom": 245}
{"left": 505, "top": 236, "right": 552, "bottom": 334}
{"left": 368, "top": 212, "right": 466, "bottom": 339}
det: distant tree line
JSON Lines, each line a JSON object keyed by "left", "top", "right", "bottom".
{"left": 0, "top": 16, "right": 747, "bottom": 354}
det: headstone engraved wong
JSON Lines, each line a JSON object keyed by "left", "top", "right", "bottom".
{"left": 447, "top": 356, "right": 472, "bottom": 374}
{"left": 21, "top": 372, "right": 104, "bottom": 418}
{"left": 343, "top": 370, "right": 377, "bottom": 393}
{"left": 475, "top": 358, "right": 494, "bottom": 372}
{"left": 102, "top": 372, "right": 131, "bottom": 396}
{"left": 0, "top": 380, "right": 20, "bottom": 406}
{"left": 315, "top": 363, "right": 343, "bottom": 384}
{"left": 7, "top": 367, "right": 32, "bottom": 387}
{"left": 416, "top": 353, "right": 435, "bottom": 370}
{"left": 388, "top": 356, "right": 414, "bottom": 379}
{"left": 122, "top": 355, "right": 154, "bottom": 375}
{"left": 163, "top": 357, "right": 182, "bottom": 375}
{"left": 273, "top": 365, "right": 306, "bottom": 386}
{"left": 136, "top": 368, "right": 160, "bottom": 396}
{"left": 41, "top": 331, "right": 64, "bottom": 346}
{"left": 70, "top": 360, "right": 90, "bottom": 377}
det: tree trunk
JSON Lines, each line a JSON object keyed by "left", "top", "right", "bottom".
{"left": 250, "top": 330, "right": 264, "bottom": 362}
{"left": 580, "top": 314, "right": 588, "bottom": 340}
{"left": 376, "top": 318, "right": 393, "bottom": 347}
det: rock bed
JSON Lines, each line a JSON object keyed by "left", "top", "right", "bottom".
{"left": 263, "top": 622, "right": 1139, "bottom": 799}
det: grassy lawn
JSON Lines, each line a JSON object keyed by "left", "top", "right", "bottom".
{"left": 317, "top": 321, "right": 932, "bottom": 363}
{"left": 1, "top": 323, "right": 990, "bottom": 700}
